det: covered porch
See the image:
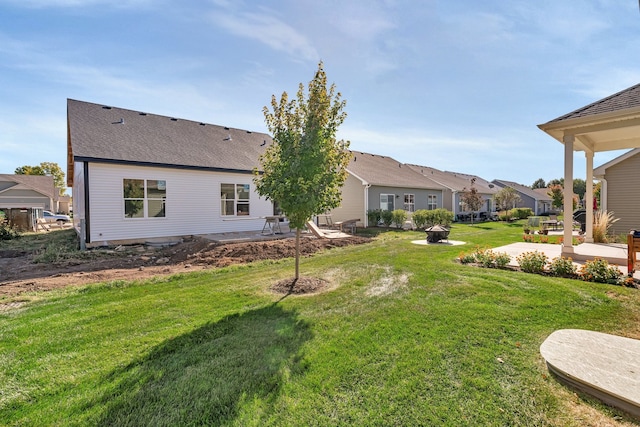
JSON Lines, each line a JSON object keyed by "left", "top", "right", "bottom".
{"left": 538, "top": 83, "right": 640, "bottom": 258}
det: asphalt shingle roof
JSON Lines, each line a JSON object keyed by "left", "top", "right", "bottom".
{"left": 0, "top": 174, "right": 55, "bottom": 198}
{"left": 406, "top": 165, "right": 497, "bottom": 194}
{"left": 67, "top": 99, "right": 273, "bottom": 173}
{"left": 347, "top": 152, "right": 445, "bottom": 190}
{"left": 492, "top": 179, "right": 551, "bottom": 201}
{"left": 547, "top": 83, "right": 640, "bottom": 123}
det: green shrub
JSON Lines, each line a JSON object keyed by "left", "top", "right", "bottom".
{"left": 516, "top": 251, "right": 548, "bottom": 274}
{"left": 367, "top": 209, "right": 382, "bottom": 226}
{"left": 509, "top": 208, "right": 534, "bottom": 220}
{"left": 413, "top": 208, "right": 454, "bottom": 228}
{"left": 458, "top": 251, "right": 476, "bottom": 264}
{"left": 547, "top": 257, "right": 577, "bottom": 277}
{"left": 579, "top": 258, "right": 622, "bottom": 284}
{"left": 380, "top": 210, "right": 393, "bottom": 227}
{"left": 0, "top": 223, "right": 20, "bottom": 241}
{"left": 391, "top": 210, "right": 408, "bottom": 229}
{"left": 494, "top": 252, "right": 512, "bottom": 268}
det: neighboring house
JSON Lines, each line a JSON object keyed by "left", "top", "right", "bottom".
{"left": 67, "top": 99, "right": 275, "bottom": 247}
{"left": 56, "top": 194, "right": 72, "bottom": 215}
{"left": 328, "top": 151, "right": 446, "bottom": 227}
{"left": 407, "top": 165, "right": 498, "bottom": 220}
{"left": 594, "top": 148, "right": 640, "bottom": 235}
{"left": 492, "top": 179, "right": 552, "bottom": 215}
{"left": 0, "top": 174, "right": 55, "bottom": 211}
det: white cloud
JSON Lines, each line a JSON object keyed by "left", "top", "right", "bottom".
{"left": 208, "top": 7, "right": 318, "bottom": 62}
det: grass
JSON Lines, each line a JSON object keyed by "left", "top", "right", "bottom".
{"left": 1, "top": 221, "right": 640, "bottom": 426}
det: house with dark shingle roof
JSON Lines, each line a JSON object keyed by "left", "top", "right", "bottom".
{"left": 0, "top": 174, "right": 56, "bottom": 211}
{"left": 328, "top": 151, "right": 446, "bottom": 226}
{"left": 406, "top": 165, "right": 498, "bottom": 221}
{"left": 491, "top": 179, "right": 552, "bottom": 215}
{"left": 67, "top": 99, "right": 276, "bottom": 247}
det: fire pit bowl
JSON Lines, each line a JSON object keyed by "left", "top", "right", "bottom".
{"left": 425, "top": 225, "right": 450, "bottom": 243}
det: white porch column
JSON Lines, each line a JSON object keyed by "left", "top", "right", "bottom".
{"left": 584, "top": 150, "right": 594, "bottom": 243}
{"left": 562, "top": 134, "right": 574, "bottom": 255}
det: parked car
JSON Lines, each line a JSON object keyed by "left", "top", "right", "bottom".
{"left": 43, "top": 210, "right": 71, "bottom": 224}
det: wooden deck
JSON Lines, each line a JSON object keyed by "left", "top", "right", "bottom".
{"left": 540, "top": 329, "right": 640, "bottom": 418}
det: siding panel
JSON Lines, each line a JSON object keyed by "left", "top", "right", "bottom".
{"left": 87, "top": 163, "right": 273, "bottom": 243}
{"left": 605, "top": 153, "right": 640, "bottom": 235}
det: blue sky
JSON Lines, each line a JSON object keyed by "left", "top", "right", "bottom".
{"left": 1, "top": 0, "right": 639, "bottom": 187}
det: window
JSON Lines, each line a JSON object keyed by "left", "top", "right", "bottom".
{"left": 123, "top": 179, "right": 166, "bottom": 218}
{"left": 403, "top": 194, "right": 415, "bottom": 212}
{"left": 221, "top": 183, "right": 250, "bottom": 216}
{"left": 428, "top": 195, "right": 437, "bottom": 210}
{"left": 380, "top": 194, "right": 395, "bottom": 211}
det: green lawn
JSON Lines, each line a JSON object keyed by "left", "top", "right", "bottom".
{"left": 1, "top": 222, "right": 639, "bottom": 426}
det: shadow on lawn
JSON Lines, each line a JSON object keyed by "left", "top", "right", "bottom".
{"left": 96, "top": 303, "right": 312, "bottom": 426}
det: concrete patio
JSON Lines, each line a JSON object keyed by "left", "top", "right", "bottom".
{"left": 493, "top": 233, "right": 639, "bottom": 279}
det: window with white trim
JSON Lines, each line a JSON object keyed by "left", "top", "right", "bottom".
{"left": 427, "top": 194, "right": 437, "bottom": 210}
{"left": 221, "top": 183, "right": 250, "bottom": 216}
{"left": 380, "top": 194, "right": 395, "bottom": 211}
{"left": 404, "top": 194, "right": 415, "bottom": 212}
{"left": 123, "top": 179, "right": 166, "bottom": 218}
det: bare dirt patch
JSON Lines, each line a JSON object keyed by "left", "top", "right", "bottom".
{"left": 0, "top": 236, "right": 371, "bottom": 297}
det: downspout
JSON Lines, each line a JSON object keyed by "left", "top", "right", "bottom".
{"left": 600, "top": 178, "right": 608, "bottom": 211}
{"left": 364, "top": 184, "right": 371, "bottom": 227}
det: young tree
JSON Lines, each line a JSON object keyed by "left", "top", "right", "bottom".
{"left": 493, "top": 187, "right": 521, "bottom": 212}
{"left": 460, "top": 178, "right": 485, "bottom": 225}
{"left": 548, "top": 184, "right": 564, "bottom": 209}
{"left": 15, "top": 162, "right": 66, "bottom": 195}
{"left": 254, "top": 62, "right": 351, "bottom": 280}
{"left": 573, "top": 178, "right": 586, "bottom": 201}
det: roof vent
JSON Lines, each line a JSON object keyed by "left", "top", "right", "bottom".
{"left": 199, "top": 123, "right": 206, "bottom": 126}
{"left": 223, "top": 134, "right": 232, "bottom": 141}
{"left": 224, "top": 126, "right": 230, "bottom": 130}
{"left": 139, "top": 112, "right": 147, "bottom": 116}
{"left": 260, "top": 140, "right": 266, "bottom": 146}
{"left": 170, "top": 118, "right": 178, "bottom": 121}
{"left": 246, "top": 130, "right": 252, "bottom": 134}
{"left": 111, "top": 118, "right": 124, "bottom": 125}
{"left": 102, "top": 106, "right": 112, "bottom": 109}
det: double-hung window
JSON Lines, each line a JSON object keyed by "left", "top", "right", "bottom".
{"left": 380, "top": 194, "right": 395, "bottom": 211}
{"left": 404, "top": 194, "right": 415, "bottom": 212}
{"left": 123, "top": 179, "right": 166, "bottom": 218}
{"left": 427, "top": 194, "right": 438, "bottom": 210}
{"left": 221, "top": 183, "right": 250, "bottom": 216}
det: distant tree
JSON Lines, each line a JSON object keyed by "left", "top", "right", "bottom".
{"left": 548, "top": 184, "right": 564, "bottom": 209}
{"left": 593, "top": 181, "right": 601, "bottom": 209}
{"left": 254, "top": 62, "right": 351, "bottom": 280}
{"left": 460, "top": 178, "right": 485, "bottom": 225}
{"left": 531, "top": 178, "right": 546, "bottom": 189}
{"left": 493, "top": 187, "right": 521, "bottom": 211}
{"left": 573, "top": 178, "right": 586, "bottom": 201}
{"left": 15, "top": 162, "right": 66, "bottom": 195}
{"left": 548, "top": 178, "right": 564, "bottom": 187}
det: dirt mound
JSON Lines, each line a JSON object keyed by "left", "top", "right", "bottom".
{"left": 0, "top": 236, "right": 371, "bottom": 297}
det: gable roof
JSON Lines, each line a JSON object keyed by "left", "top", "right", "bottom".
{"left": 0, "top": 174, "right": 55, "bottom": 198}
{"left": 547, "top": 83, "right": 640, "bottom": 123}
{"left": 444, "top": 170, "right": 498, "bottom": 194}
{"left": 67, "top": 99, "right": 273, "bottom": 185}
{"left": 347, "top": 152, "right": 445, "bottom": 190}
{"left": 492, "top": 179, "right": 551, "bottom": 201}
{"left": 593, "top": 148, "right": 640, "bottom": 178}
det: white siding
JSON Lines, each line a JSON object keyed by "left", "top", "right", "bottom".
{"left": 87, "top": 163, "right": 273, "bottom": 243}
{"left": 328, "top": 174, "right": 365, "bottom": 226}
{"left": 604, "top": 153, "right": 640, "bottom": 235}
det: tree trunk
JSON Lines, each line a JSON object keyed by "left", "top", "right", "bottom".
{"left": 295, "top": 227, "right": 300, "bottom": 280}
